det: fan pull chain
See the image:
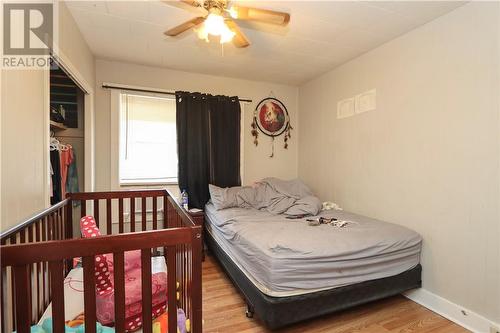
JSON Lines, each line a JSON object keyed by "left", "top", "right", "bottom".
{"left": 270, "top": 137, "right": 275, "bottom": 158}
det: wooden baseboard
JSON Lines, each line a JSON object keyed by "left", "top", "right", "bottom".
{"left": 404, "top": 288, "right": 499, "bottom": 333}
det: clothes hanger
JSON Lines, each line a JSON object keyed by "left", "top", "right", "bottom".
{"left": 50, "top": 132, "right": 61, "bottom": 151}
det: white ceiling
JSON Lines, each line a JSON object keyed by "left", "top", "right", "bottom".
{"left": 66, "top": 1, "right": 465, "bottom": 85}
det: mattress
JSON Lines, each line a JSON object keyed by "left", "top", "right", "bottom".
{"left": 205, "top": 203, "right": 422, "bottom": 297}
{"left": 39, "top": 256, "right": 167, "bottom": 331}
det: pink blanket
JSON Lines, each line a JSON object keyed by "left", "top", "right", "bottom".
{"left": 80, "top": 216, "right": 168, "bottom": 331}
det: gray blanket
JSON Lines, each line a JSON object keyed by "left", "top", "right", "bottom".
{"left": 209, "top": 178, "right": 322, "bottom": 215}
{"left": 205, "top": 203, "right": 422, "bottom": 296}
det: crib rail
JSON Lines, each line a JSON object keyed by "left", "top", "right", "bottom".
{"left": 0, "top": 190, "right": 202, "bottom": 333}
{"left": 0, "top": 200, "right": 71, "bottom": 333}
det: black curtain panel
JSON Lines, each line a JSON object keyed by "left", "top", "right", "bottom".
{"left": 176, "top": 92, "right": 211, "bottom": 209}
{"left": 208, "top": 96, "right": 241, "bottom": 188}
{"left": 176, "top": 91, "right": 241, "bottom": 209}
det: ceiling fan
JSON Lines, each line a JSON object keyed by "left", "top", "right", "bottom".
{"left": 163, "top": 0, "right": 290, "bottom": 48}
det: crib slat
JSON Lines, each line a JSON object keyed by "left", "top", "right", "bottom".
{"left": 180, "top": 244, "right": 188, "bottom": 307}
{"left": 20, "top": 227, "right": 26, "bottom": 243}
{"left": 106, "top": 198, "right": 112, "bottom": 235}
{"left": 141, "top": 249, "right": 152, "bottom": 333}
{"left": 191, "top": 229, "right": 203, "bottom": 333}
{"left": 186, "top": 245, "right": 190, "bottom": 317}
{"left": 81, "top": 200, "right": 87, "bottom": 218}
{"left": 94, "top": 199, "right": 100, "bottom": 227}
{"left": 66, "top": 198, "right": 73, "bottom": 240}
{"left": 57, "top": 211, "right": 62, "bottom": 240}
{"left": 152, "top": 198, "right": 159, "bottom": 255}
{"left": 10, "top": 235, "right": 17, "bottom": 329}
{"left": 0, "top": 238, "right": 4, "bottom": 332}
{"left": 59, "top": 207, "right": 65, "bottom": 241}
{"left": 113, "top": 252, "right": 126, "bottom": 333}
{"left": 82, "top": 256, "right": 97, "bottom": 333}
{"left": 152, "top": 197, "right": 158, "bottom": 230}
{"left": 118, "top": 198, "right": 124, "bottom": 233}
{"left": 28, "top": 225, "right": 34, "bottom": 324}
{"left": 142, "top": 197, "right": 147, "bottom": 231}
{"left": 1, "top": 265, "right": 4, "bottom": 333}
{"left": 130, "top": 198, "right": 136, "bottom": 232}
{"left": 54, "top": 211, "right": 62, "bottom": 240}
{"left": 47, "top": 214, "right": 53, "bottom": 241}
{"left": 41, "top": 219, "right": 48, "bottom": 309}
{"left": 167, "top": 246, "right": 177, "bottom": 333}
{"left": 64, "top": 205, "right": 72, "bottom": 273}
{"left": 35, "top": 221, "right": 42, "bottom": 318}
{"left": 56, "top": 210, "right": 61, "bottom": 241}
{"left": 163, "top": 196, "right": 168, "bottom": 229}
{"left": 13, "top": 265, "right": 30, "bottom": 333}
{"left": 49, "top": 261, "right": 65, "bottom": 333}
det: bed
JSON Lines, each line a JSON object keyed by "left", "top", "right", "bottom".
{"left": 0, "top": 190, "right": 203, "bottom": 333}
{"left": 204, "top": 201, "right": 422, "bottom": 329}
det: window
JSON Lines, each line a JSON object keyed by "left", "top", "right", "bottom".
{"left": 119, "top": 93, "right": 177, "bottom": 185}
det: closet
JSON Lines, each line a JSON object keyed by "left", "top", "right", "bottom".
{"left": 49, "top": 60, "right": 85, "bottom": 204}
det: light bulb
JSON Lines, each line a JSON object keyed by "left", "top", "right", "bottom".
{"left": 195, "top": 26, "right": 209, "bottom": 42}
{"left": 204, "top": 13, "right": 226, "bottom": 36}
{"left": 195, "top": 13, "right": 235, "bottom": 44}
{"left": 220, "top": 24, "right": 235, "bottom": 44}
{"left": 228, "top": 7, "right": 238, "bottom": 19}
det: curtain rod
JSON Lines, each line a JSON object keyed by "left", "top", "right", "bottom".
{"left": 101, "top": 83, "right": 253, "bottom": 103}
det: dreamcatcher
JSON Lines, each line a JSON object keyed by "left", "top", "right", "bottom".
{"left": 251, "top": 96, "right": 293, "bottom": 158}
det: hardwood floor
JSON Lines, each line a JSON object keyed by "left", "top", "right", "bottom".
{"left": 202, "top": 255, "right": 469, "bottom": 333}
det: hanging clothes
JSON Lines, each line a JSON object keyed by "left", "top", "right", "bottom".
{"left": 66, "top": 147, "right": 79, "bottom": 194}
{"left": 50, "top": 149, "right": 62, "bottom": 204}
{"left": 59, "top": 145, "right": 73, "bottom": 200}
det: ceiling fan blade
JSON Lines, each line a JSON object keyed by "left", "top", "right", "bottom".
{"left": 164, "top": 16, "right": 206, "bottom": 36}
{"left": 179, "top": 0, "right": 202, "bottom": 8}
{"left": 161, "top": 1, "right": 205, "bottom": 15}
{"left": 225, "top": 20, "right": 250, "bottom": 48}
{"left": 229, "top": 6, "right": 290, "bottom": 25}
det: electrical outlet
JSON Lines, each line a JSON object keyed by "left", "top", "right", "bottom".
{"left": 490, "top": 325, "right": 500, "bottom": 333}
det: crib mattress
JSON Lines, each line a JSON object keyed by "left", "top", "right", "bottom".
{"left": 205, "top": 203, "right": 422, "bottom": 297}
{"left": 39, "top": 256, "right": 167, "bottom": 331}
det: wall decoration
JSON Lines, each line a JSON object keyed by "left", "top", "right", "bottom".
{"left": 251, "top": 97, "right": 292, "bottom": 158}
{"left": 337, "top": 97, "right": 355, "bottom": 119}
{"left": 355, "top": 89, "right": 376, "bottom": 114}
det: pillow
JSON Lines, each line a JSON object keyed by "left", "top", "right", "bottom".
{"left": 80, "top": 216, "right": 113, "bottom": 295}
{"left": 209, "top": 184, "right": 242, "bottom": 210}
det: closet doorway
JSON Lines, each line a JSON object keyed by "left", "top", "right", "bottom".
{"left": 46, "top": 55, "right": 94, "bottom": 224}
{"left": 49, "top": 64, "right": 85, "bottom": 205}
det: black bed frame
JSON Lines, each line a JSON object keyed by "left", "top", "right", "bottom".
{"left": 204, "top": 222, "right": 422, "bottom": 330}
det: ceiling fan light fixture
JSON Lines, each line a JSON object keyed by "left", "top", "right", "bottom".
{"left": 164, "top": 0, "right": 290, "bottom": 48}
{"left": 195, "top": 13, "right": 235, "bottom": 44}
{"left": 227, "top": 7, "right": 238, "bottom": 19}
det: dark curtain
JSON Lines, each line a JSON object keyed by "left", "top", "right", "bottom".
{"left": 176, "top": 92, "right": 241, "bottom": 209}
{"left": 208, "top": 96, "right": 241, "bottom": 188}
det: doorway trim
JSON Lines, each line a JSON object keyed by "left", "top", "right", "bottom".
{"left": 44, "top": 48, "right": 95, "bottom": 206}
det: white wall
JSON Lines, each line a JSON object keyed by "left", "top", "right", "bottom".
{"left": 1, "top": 70, "right": 47, "bottom": 230}
{"left": 0, "top": 2, "right": 95, "bottom": 231}
{"left": 299, "top": 2, "right": 499, "bottom": 325}
{"left": 94, "top": 59, "right": 299, "bottom": 191}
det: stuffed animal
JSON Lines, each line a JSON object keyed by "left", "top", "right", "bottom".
{"left": 152, "top": 309, "right": 190, "bottom": 333}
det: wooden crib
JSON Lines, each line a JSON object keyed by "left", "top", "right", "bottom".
{"left": 0, "top": 190, "right": 202, "bottom": 333}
